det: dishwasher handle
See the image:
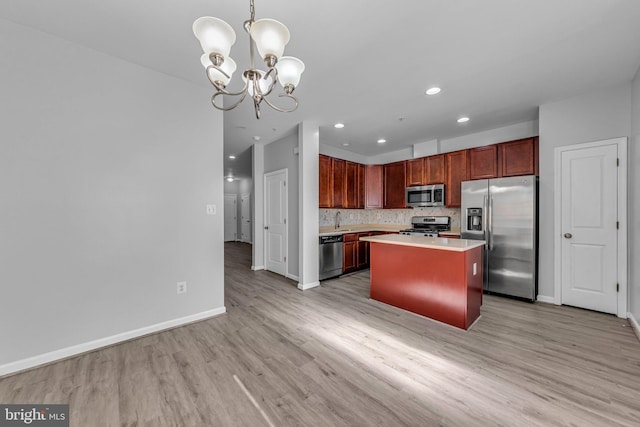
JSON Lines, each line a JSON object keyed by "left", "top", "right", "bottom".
{"left": 319, "top": 235, "right": 344, "bottom": 244}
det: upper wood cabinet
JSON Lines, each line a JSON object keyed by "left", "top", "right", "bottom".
{"left": 319, "top": 155, "right": 333, "bottom": 208}
{"left": 320, "top": 136, "right": 538, "bottom": 208}
{"left": 425, "top": 154, "right": 446, "bottom": 184}
{"left": 406, "top": 158, "right": 425, "bottom": 187}
{"left": 499, "top": 137, "right": 537, "bottom": 177}
{"left": 468, "top": 145, "right": 498, "bottom": 180}
{"left": 357, "top": 164, "right": 365, "bottom": 209}
{"left": 445, "top": 150, "right": 468, "bottom": 208}
{"left": 343, "top": 161, "right": 359, "bottom": 208}
{"left": 332, "top": 158, "right": 345, "bottom": 208}
{"left": 384, "top": 161, "right": 407, "bottom": 209}
{"left": 365, "top": 165, "right": 383, "bottom": 209}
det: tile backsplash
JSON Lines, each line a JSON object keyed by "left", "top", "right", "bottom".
{"left": 319, "top": 207, "right": 461, "bottom": 228}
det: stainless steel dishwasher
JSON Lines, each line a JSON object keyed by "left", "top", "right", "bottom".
{"left": 319, "top": 234, "right": 343, "bottom": 280}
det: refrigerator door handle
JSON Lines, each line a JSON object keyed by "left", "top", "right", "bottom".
{"left": 488, "top": 195, "right": 494, "bottom": 251}
{"left": 483, "top": 195, "right": 488, "bottom": 243}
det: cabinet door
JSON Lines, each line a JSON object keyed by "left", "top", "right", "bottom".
{"left": 469, "top": 145, "right": 498, "bottom": 180}
{"left": 332, "top": 158, "right": 345, "bottom": 208}
{"left": 319, "top": 155, "right": 333, "bottom": 208}
{"left": 343, "top": 237, "right": 357, "bottom": 273}
{"left": 384, "top": 161, "right": 407, "bottom": 209}
{"left": 343, "top": 161, "right": 358, "bottom": 208}
{"left": 406, "top": 158, "right": 425, "bottom": 187}
{"left": 500, "top": 138, "right": 536, "bottom": 177}
{"left": 365, "top": 165, "right": 383, "bottom": 209}
{"left": 425, "top": 154, "right": 446, "bottom": 184}
{"left": 357, "top": 164, "right": 365, "bottom": 209}
{"left": 445, "top": 150, "right": 468, "bottom": 208}
{"left": 357, "top": 234, "right": 370, "bottom": 269}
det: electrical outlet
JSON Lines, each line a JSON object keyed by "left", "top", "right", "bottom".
{"left": 177, "top": 281, "right": 187, "bottom": 294}
{"left": 206, "top": 204, "right": 216, "bottom": 215}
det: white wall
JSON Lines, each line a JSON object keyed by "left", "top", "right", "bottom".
{"left": 264, "top": 134, "right": 300, "bottom": 278}
{"left": 0, "top": 19, "right": 225, "bottom": 371}
{"left": 630, "top": 68, "right": 640, "bottom": 320}
{"left": 538, "top": 83, "right": 632, "bottom": 300}
{"left": 440, "top": 121, "right": 539, "bottom": 153}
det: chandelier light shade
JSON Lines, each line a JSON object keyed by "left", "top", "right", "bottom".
{"left": 193, "top": 17, "right": 236, "bottom": 58}
{"left": 243, "top": 70, "right": 274, "bottom": 96}
{"left": 249, "top": 19, "right": 290, "bottom": 61}
{"left": 201, "top": 54, "right": 237, "bottom": 86}
{"left": 192, "top": 0, "right": 304, "bottom": 119}
{"left": 275, "top": 56, "right": 305, "bottom": 88}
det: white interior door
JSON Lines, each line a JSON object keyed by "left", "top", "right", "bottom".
{"left": 264, "top": 170, "right": 287, "bottom": 276}
{"left": 560, "top": 143, "right": 618, "bottom": 314}
{"left": 240, "top": 193, "right": 252, "bottom": 243}
{"left": 224, "top": 194, "right": 237, "bottom": 242}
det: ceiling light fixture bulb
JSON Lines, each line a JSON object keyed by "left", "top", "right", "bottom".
{"left": 457, "top": 117, "right": 470, "bottom": 123}
{"left": 377, "top": 139, "right": 386, "bottom": 144}
{"left": 426, "top": 87, "right": 441, "bottom": 95}
{"left": 226, "top": 177, "right": 234, "bottom": 182}
{"left": 229, "top": 155, "right": 236, "bottom": 159}
{"left": 334, "top": 123, "right": 345, "bottom": 129}
{"left": 343, "top": 143, "right": 350, "bottom": 146}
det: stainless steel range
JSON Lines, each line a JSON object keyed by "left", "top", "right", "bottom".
{"left": 400, "top": 216, "right": 451, "bottom": 237}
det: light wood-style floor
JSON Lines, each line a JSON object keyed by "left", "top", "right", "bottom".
{"left": 2, "top": 242, "right": 640, "bottom": 426}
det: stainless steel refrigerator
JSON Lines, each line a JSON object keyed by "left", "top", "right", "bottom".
{"left": 461, "top": 175, "right": 538, "bottom": 301}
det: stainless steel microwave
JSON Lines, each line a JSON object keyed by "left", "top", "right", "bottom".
{"left": 406, "top": 184, "right": 445, "bottom": 207}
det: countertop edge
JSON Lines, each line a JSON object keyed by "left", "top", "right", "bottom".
{"left": 360, "top": 235, "right": 485, "bottom": 252}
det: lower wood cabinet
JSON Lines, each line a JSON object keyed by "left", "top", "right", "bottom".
{"left": 357, "top": 232, "right": 371, "bottom": 269}
{"left": 343, "top": 231, "right": 386, "bottom": 273}
{"left": 343, "top": 233, "right": 358, "bottom": 273}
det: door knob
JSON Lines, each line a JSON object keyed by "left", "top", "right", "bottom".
{"left": 264, "top": 226, "right": 269, "bottom": 230}
{"left": 564, "top": 233, "right": 572, "bottom": 239}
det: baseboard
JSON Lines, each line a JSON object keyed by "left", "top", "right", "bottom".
{"left": 286, "top": 273, "right": 300, "bottom": 281}
{"left": 0, "top": 306, "right": 226, "bottom": 378}
{"left": 628, "top": 312, "right": 640, "bottom": 342}
{"left": 536, "top": 295, "right": 556, "bottom": 304}
{"left": 298, "top": 281, "right": 320, "bottom": 291}
{"left": 251, "top": 265, "right": 265, "bottom": 271}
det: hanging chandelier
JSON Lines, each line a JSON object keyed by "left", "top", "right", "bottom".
{"left": 193, "top": 0, "right": 305, "bottom": 119}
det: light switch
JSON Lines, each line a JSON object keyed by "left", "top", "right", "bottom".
{"left": 206, "top": 204, "right": 216, "bottom": 215}
{"left": 473, "top": 262, "right": 477, "bottom": 276}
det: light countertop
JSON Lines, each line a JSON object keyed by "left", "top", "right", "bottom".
{"left": 360, "top": 234, "right": 485, "bottom": 252}
{"left": 319, "top": 224, "right": 406, "bottom": 236}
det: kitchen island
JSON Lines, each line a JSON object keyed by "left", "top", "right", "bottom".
{"left": 359, "top": 234, "right": 485, "bottom": 330}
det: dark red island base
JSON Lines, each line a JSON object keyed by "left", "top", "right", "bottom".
{"left": 362, "top": 235, "right": 484, "bottom": 330}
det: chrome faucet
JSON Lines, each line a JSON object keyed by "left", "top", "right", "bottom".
{"left": 335, "top": 211, "right": 341, "bottom": 229}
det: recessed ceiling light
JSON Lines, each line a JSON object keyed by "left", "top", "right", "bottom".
{"left": 457, "top": 117, "right": 470, "bottom": 123}
{"left": 342, "top": 143, "right": 350, "bottom": 146}
{"left": 426, "top": 87, "right": 441, "bottom": 95}
{"left": 226, "top": 177, "right": 234, "bottom": 182}
{"left": 377, "top": 139, "right": 386, "bottom": 144}
{"left": 229, "top": 155, "right": 236, "bottom": 159}
{"left": 334, "top": 123, "right": 345, "bottom": 129}
{"left": 253, "top": 136, "right": 261, "bottom": 141}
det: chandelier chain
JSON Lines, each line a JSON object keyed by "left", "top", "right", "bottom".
{"left": 249, "top": 0, "right": 255, "bottom": 22}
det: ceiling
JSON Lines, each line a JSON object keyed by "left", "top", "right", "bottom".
{"left": 2, "top": 1, "right": 640, "bottom": 180}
